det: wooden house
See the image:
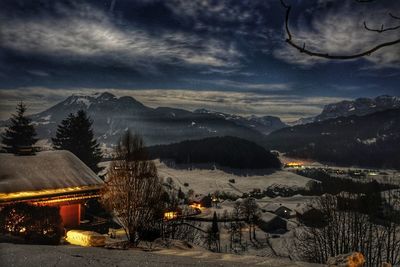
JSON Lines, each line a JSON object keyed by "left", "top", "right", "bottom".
{"left": 0, "top": 150, "right": 104, "bottom": 228}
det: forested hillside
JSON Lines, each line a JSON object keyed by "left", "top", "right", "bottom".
{"left": 265, "top": 109, "right": 400, "bottom": 169}
{"left": 148, "top": 136, "right": 281, "bottom": 169}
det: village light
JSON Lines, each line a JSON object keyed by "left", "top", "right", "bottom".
{"left": 285, "top": 162, "right": 304, "bottom": 168}
{"left": 190, "top": 203, "right": 202, "bottom": 210}
{"left": 163, "top": 211, "right": 178, "bottom": 220}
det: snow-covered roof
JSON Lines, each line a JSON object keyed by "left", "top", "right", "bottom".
{"left": 263, "top": 203, "right": 292, "bottom": 213}
{"left": 0, "top": 150, "right": 103, "bottom": 195}
{"left": 259, "top": 212, "right": 279, "bottom": 223}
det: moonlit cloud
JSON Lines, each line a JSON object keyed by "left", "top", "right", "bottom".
{"left": 273, "top": 2, "right": 400, "bottom": 69}
{"left": 0, "top": 2, "right": 241, "bottom": 72}
{"left": 185, "top": 79, "right": 292, "bottom": 92}
{"left": 0, "top": 0, "right": 398, "bottom": 116}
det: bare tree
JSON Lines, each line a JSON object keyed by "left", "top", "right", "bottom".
{"left": 239, "top": 197, "right": 260, "bottom": 241}
{"left": 228, "top": 202, "right": 245, "bottom": 252}
{"left": 280, "top": 0, "right": 400, "bottom": 59}
{"left": 101, "top": 130, "right": 164, "bottom": 246}
{"left": 295, "top": 190, "right": 400, "bottom": 266}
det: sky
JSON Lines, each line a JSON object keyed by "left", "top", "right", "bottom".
{"left": 0, "top": 0, "right": 399, "bottom": 121}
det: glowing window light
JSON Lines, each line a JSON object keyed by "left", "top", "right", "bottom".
{"left": 285, "top": 162, "right": 303, "bottom": 168}
{"left": 163, "top": 211, "right": 178, "bottom": 220}
{"left": 190, "top": 203, "right": 202, "bottom": 209}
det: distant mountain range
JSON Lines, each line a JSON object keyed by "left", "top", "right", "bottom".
{"left": 265, "top": 108, "right": 400, "bottom": 169}
{"left": 290, "top": 95, "right": 400, "bottom": 125}
{"left": 23, "top": 92, "right": 283, "bottom": 147}
{"left": 1, "top": 93, "right": 399, "bottom": 167}
{"left": 193, "top": 109, "right": 287, "bottom": 135}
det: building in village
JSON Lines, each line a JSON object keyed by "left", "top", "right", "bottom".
{"left": 0, "top": 150, "right": 104, "bottom": 228}
{"left": 263, "top": 203, "right": 295, "bottom": 219}
{"left": 257, "top": 212, "right": 288, "bottom": 234}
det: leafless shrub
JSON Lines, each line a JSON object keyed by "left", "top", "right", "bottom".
{"left": 101, "top": 130, "right": 164, "bottom": 246}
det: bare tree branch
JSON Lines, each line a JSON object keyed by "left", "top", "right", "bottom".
{"left": 389, "top": 13, "right": 400, "bottom": 20}
{"left": 363, "top": 21, "right": 400, "bottom": 33}
{"left": 280, "top": 0, "right": 400, "bottom": 60}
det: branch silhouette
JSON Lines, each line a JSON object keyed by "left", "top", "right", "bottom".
{"left": 280, "top": 0, "right": 400, "bottom": 60}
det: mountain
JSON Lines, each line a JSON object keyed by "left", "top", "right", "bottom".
{"left": 148, "top": 136, "right": 281, "bottom": 169}
{"left": 24, "top": 92, "right": 273, "bottom": 147}
{"left": 290, "top": 95, "right": 400, "bottom": 125}
{"left": 265, "top": 108, "right": 400, "bottom": 169}
{"left": 315, "top": 95, "right": 400, "bottom": 122}
{"left": 194, "top": 109, "right": 287, "bottom": 134}
{"left": 287, "top": 116, "right": 315, "bottom": 126}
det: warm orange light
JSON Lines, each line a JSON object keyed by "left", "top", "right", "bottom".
{"left": 347, "top": 252, "right": 365, "bottom": 267}
{"left": 190, "top": 203, "right": 202, "bottom": 209}
{"left": 164, "top": 211, "right": 178, "bottom": 220}
{"left": 285, "top": 162, "right": 303, "bottom": 167}
{"left": 66, "top": 230, "right": 106, "bottom": 247}
{"left": 33, "top": 194, "right": 101, "bottom": 205}
{"left": 0, "top": 185, "right": 102, "bottom": 202}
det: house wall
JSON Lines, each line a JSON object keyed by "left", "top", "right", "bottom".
{"left": 60, "top": 204, "right": 81, "bottom": 228}
{"left": 258, "top": 216, "right": 287, "bottom": 233}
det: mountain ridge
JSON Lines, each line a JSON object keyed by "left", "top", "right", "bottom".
{"left": 265, "top": 108, "right": 400, "bottom": 169}
{"left": 290, "top": 95, "right": 400, "bottom": 125}
{"left": 21, "top": 92, "right": 272, "bottom": 147}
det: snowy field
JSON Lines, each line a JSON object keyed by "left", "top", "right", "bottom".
{"left": 281, "top": 155, "right": 400, "bottom": 184}
{"left": 155, "top": 160, "right": 317, "bottom": 196}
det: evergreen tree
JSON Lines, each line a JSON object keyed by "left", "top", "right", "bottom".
{"left": 212, "top": 211, "right": 219, "bottom": 234}
{"left": 52, "top": 110, "right": 102, "bottom": 173}
{"left": 1, "top": 102, "right": 37, "bottom": 153}
{"left": 207, "top": 211, "right": 220, "bottom": 252}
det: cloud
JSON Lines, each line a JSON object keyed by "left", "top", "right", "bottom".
{"left": 0, "top": 2, "right": 242, "bottom": 73}
{"left": 0, "top": 87, "right": 347, "bottom": 122}
{"left": 27, "top": 70, "right": 50, "bottom": 77}
{"left": 186, "top": 79, "right": 292, "bottom": 92}
{"left": 273, "top": 2, "right": 400, "bottom": 69}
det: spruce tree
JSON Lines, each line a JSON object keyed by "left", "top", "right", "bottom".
{"left": 52, "top": 110, "right": 103, "bottom": 174}
{"left": 1, "top": 102, "right": 38, "bottom": 153}
{"left": 212, "top": 211, "right": 219, "bottom": 234}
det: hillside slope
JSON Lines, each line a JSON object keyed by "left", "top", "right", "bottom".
{"left": 148, "top": 136, "right": 281, "bottom": 169}
{"left": 265, "top": 109, "right": 400, "bottom": 169}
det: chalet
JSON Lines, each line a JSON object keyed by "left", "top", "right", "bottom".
{"left": 257, "top": 212, "right": 287, "bottom": 234}
{"left": 263, "top": 203, "right": 295, "bottom": 219}
{"left": 0, "top": 150, "right": 104, "bottom": 228}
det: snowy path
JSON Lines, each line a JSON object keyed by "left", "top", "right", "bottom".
{"left": 0, "top": 243, "right": 323, "bottom": 267}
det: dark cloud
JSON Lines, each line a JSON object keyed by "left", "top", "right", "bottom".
{"left": 0, "top": 0, "right": 399, "bottom": 119}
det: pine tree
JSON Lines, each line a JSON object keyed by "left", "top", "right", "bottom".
{"left": 212, "top": 211, "right": 219, "bottom": 234}
{"left": 52, "top": 110, "right": 103, "bottom": 174}
{"left": 1, "top": 102, "right": 38, "bottom": 153}
{"left": 207, "top": 211, "right": 220, "bottom": 252}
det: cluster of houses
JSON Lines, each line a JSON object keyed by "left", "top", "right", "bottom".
{"left": 0, "top": 149, "right": 316, "bottom": 241}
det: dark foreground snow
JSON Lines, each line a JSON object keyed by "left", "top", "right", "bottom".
{"left": 0, "top": 243, "right": 322, "bottom": 267}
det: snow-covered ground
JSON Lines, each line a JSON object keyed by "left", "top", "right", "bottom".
{"left": 155, "top": 160, "right": 317, "bottom": 196}
{"left": 280, "top": 154, "right": 400, "bottom": 184}
{"left": 0, "top": 243, "right": 323, "bottom": 267}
